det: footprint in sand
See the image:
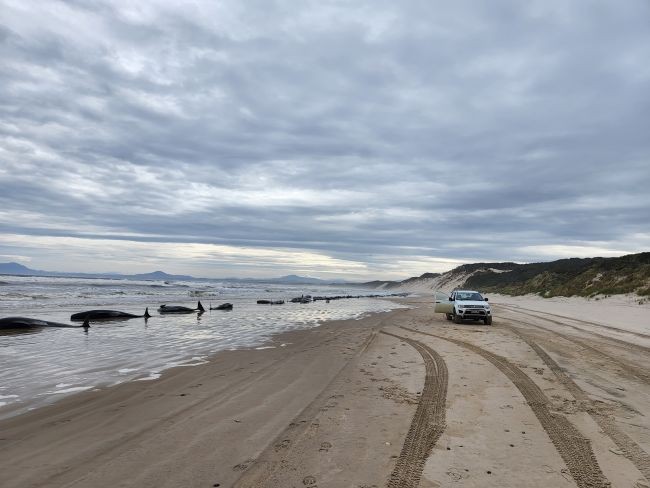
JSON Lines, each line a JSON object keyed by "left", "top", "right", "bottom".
{"left": 319, "top": 441, "right": 332, "bottom": 452}
{"left": 232, "top": 459, "right": 255, "bottom": 471}
{"left": 274, "top": 439, "right": 291, "bottom": 451}
{"left": 303, "top": 475, "right": 317, "bottom": 486}
{"left": 446, "top": 468, "right": 467, "bottom": 481}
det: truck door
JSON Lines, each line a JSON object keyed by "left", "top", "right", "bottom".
{"left": 434, "top": 292, "right": 454, "bottom": 314}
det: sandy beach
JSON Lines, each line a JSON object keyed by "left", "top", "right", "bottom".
{"left": 1, "top": 296, "right": 649, "bottom": 488}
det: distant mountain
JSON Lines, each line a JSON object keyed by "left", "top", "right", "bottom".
{"left": 0, "top": 262, "right": 36, "bottom": 275}
{"left": 0, "top": 262, "right": 194, "bottom": 281}
{"left": 129, "top": 271, "right": 195, "bottom": 281}
{"left": 0, "top": 263, "right": 346, "bottom": 285}
{"left": 360, "top": 252, "right": 650, "bottom": 298}
{"left": 263, "top": 274, "right": 336, "bottom": 285}
{"left": 354, "top": 272, "right": 442, "bottom": 290}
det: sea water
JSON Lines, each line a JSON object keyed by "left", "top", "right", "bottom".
{"left": 0, "top": 275, "right": 406, "bottom": 418}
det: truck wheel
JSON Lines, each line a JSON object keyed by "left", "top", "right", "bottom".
{"left": 454, "top": 314, "right": 463, "bottom": 324}
{"left": 446, "top": 314, "right": 452, "bottom": 321}
{"left": 484, "top": 316, "right": 492, "bottom": 325}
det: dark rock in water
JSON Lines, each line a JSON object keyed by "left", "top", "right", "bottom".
{"left": 159, "top": 301, "right": 205, "bottom": 314}
{"left": 211, "top": 303, "right": 233, "bottom": 310}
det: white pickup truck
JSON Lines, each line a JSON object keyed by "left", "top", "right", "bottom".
{"left": 435, "top": 289, "right": 492, "bottom": 325}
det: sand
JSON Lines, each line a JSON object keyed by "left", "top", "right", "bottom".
{"left": 1, "top": 296, "right": 649, "bottom": 488}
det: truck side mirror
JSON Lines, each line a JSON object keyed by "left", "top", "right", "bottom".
{"left": 448, "top": 297, "right": 454, "bottom": 301}
{"left": 484, "top": 298, "right": 489, "bottom": 302}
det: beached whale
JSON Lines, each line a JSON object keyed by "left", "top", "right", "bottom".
{"left": 210, "top": 303, "right": 233, "bottom": 310}
{"left": 71, "top": 308, "right": 151, "bottom": 321}
{"left": 158, "top": 301, "right": 205, "bottom": 314}
{"left": 290, "top": 296, "right": 312, "bottom": 303}
{"left": 0, "top": 317, "right": 90, "bottom": 330}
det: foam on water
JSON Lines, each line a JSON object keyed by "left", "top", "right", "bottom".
{"left": 0, "top": 275, "right": 406, "bottom": 418}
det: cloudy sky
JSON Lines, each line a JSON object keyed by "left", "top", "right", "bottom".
{"left": 1, "top": 1, "right": 649, "bottom": 280}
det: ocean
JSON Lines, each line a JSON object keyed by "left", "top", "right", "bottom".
{"left": 0, "top": 275, "right": 406, "bottom": 418}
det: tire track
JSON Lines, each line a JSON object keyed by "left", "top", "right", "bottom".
{"left": 380, "top": 331, "right": 448, "bottom": 488}
{"left": 400, "top": 326, "right": 611, "bottom": 488}
{"left": 501, "top": 305, "right": 650, "bottom": 340}
{"left": 498, "top": 308, "right": 650, "bottom": 385}
{"left": 499, "top": 305, "right": 650, "bottom": 350}
{"left": 501, "top": 323, "right": 650, "bottom": 483}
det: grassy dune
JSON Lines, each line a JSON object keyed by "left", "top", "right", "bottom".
{"left": 464, "top": 252, "right": 650, "bottom": 297}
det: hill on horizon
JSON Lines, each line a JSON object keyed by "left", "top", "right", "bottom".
{"left": 0, "top": 262, "right": 344, "bottom": 285}
{"left": 362, "top": 252, "right": 650, "bottom": 298}
{"left": 3, "top": 252, "right": 650, "bottom": 296}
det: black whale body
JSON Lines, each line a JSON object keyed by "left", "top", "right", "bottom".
{"left": 158, "top": 301, "right": 205, "bottom": 314}
{"left": 256, "top": 300, "right": 284, "bottom": 305}
{"left": 211, "top": 303, "right": 233, "bottom": 310}
{"left": 71, "top": 308, "right": 151, "bottom": 321}
{"left": 0, "top": 317, "right": 89, "bottom": 330}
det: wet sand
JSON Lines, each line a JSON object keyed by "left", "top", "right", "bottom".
{"left": 1, "top": 298, "right": 649, "bottom": 488}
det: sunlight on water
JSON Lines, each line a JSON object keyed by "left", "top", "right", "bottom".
{"left": 0, "top": 276, "right": 411, "bottom": 418}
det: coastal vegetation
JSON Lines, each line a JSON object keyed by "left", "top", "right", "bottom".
{"left": 365, "top": 252, "right": 650, "bottom": 298}
{"left": 464, "top": 252, "right": 650, "bottom": 297}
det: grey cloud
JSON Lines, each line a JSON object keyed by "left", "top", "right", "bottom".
{"left": 0, "top": 0, "right": 649, "bottom": 278}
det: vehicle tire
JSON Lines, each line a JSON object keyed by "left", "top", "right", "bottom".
{"left": 454, "top": 314, "right": 463, "bottom": 324}
{"left": 446, "top": 313, "right": 452, "bottom": 321}
{"left": 484, "top": 316, "right": 492, "bottom": 325}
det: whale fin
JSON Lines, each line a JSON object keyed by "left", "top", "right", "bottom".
{"left": 197, "top": 301, "right": 205, "bottom": 312}
{"left": 144, "top": 307, "right": 151, "bottom": 318}
{"left": 82, "top": 317, "right": 90, "bottom": 329}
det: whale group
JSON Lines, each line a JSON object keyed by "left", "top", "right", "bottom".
{"left": 0, "top": 293, "right": 407, "bottom": 332}
{"left": 0, "top": 302, "right": 206, "bottom": 331}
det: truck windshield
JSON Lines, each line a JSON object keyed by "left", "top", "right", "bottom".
{"left": 456, "top": 292, "right": 483, "bottom": 301}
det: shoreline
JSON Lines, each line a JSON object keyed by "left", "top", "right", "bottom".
{"left": 1, "top": 297, "right": 648, "bottom": 488}
{"left": 0, "top": 296, "right": 405, "bottom": 419}
{"left": 0, "top": 307, "right": 410, "bottom": 488}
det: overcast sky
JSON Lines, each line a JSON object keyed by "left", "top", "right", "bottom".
{"left": 1, "top": 1, "right": 649, "bottom": 280}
